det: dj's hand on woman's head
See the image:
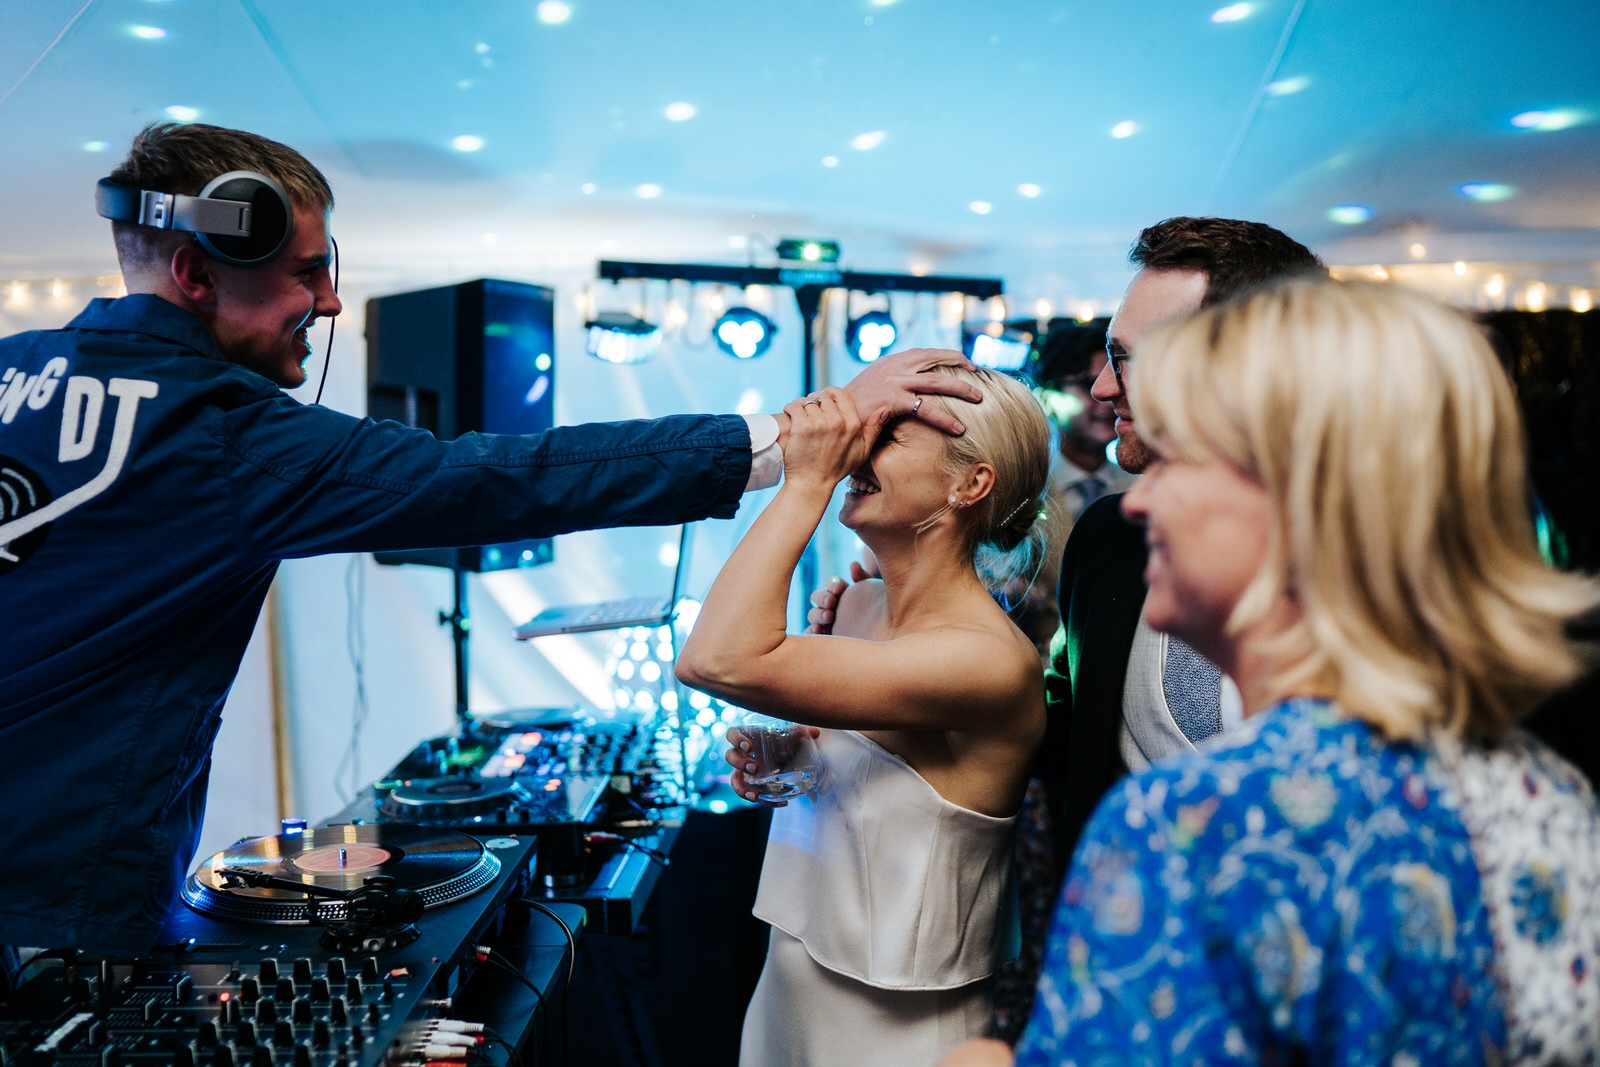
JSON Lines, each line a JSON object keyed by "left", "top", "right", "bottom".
{"left": 842, "top": 347, "right": 980, "bottom": 436}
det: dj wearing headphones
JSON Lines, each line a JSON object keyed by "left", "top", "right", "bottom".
{"left": 0, "top": 122, "right": 979, "bottom": 959}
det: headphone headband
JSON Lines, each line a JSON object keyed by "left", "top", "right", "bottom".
{"left": 94, "top": 169, "right": 294, "bottom": 268}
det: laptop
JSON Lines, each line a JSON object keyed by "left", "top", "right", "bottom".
{"left": 513, "top": 525, "right": 689, "bottom": 639}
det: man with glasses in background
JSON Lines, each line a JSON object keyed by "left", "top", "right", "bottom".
{"left": 1041, "top": 216, "right": 1325, "bottom": 871}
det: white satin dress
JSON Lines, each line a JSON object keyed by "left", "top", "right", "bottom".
{"left": 740, "top": 729, "right": 1020, "bottom": 1067}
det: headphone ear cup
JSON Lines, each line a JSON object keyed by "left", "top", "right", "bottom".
{"left": 194, "top": 170, "right": 294, "bottom": 267}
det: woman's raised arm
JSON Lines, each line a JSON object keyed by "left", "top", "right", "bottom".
{"left": 676, "top": 389, "right": 1037, "bottom": 733}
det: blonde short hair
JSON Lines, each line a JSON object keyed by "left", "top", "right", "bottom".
{"left": 1132, "top": 277, "right": 1599, "bottom": 740}
{"left": 919, "top": 364, "right": 1052, "bottom": 568}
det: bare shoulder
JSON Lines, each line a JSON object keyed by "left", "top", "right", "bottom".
{"left": 905, "top": 607, "right": 1045, "bottom": 714}
{"left": 834, "top": 578, "right": 886, "bottom": 637}
{"left": 962, "top": 617, "right": 1047, "bottom": 701}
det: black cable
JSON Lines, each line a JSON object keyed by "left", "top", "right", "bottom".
{"left": 313, "top": 234, "right": 340, "bottom": 406}
{"left": 514, "top": 899, "right": 577, "bottom": 992}
{"left": 8, "top": 948, "right": 89, "bottom": 988}
{"left": 622, "top": 837, "right": 671, "bottom": 868}
{"left": 512, "top": 899, "right": 577, "bottom": 1067}
{"left": 335, "top": 551, "right": 369, "bottom": 803}
{"left": 481, "top": 1025, "right": 521, "bottom": 1067}
{"left": 477, "top": 950, "right": 548, "bottom": 1067}
{"left": 587, "top": 832, "right": 670, "bottom": 868}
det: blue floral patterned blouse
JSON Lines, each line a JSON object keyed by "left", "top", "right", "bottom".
{"left": 1015, "top": 698, "right": 1600, "bottom": 1065}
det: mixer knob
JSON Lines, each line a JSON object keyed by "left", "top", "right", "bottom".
{"left": 293, "top": 1043, "right": 313, "bottom": 1067}
{"left": 256, "top": 999, "right": 277, "bottom": 1025}
{"left": 238, "top": 976, "right": 257, "bottom": 1003}
{"left": 258, "top": 959, "right": 278, "bottom": 984}
{"left": 292, "top": 957, "right": 313, "bottom": 986}
{"left": 360, "top": 957, "right": 380, "bottom": 982}
{"left": 292, "top": 996, "right": 313, "bottom": 1024}
{"left": 329, "top": 995, "right": 348, "bottom": 1026}
{"left": 345, "top": 976, "right": 363, "bottom": 1003}
{"left": 325, "top": 957, "right": 347, "bottom": 984}
{"left": 312, "top": 1019, "right": 331, "bottom": 1048}
{"left": 236, "top": 1020, "right": 256, "bottom": 1046}
{"left": 273, "top": 1020, "right": 292, "bottom": 1047}
{"left": 275, "top": 977, "right": 294, "bottom": 1001}
{"left": 252, "top": 1046, "right": 273, "bottom": 1067}
{"left": 310, "top": 976, "right": 330, "bottom": 1002}
{"left": 197, "top": 1019, "right": 218, "bottom": 1047}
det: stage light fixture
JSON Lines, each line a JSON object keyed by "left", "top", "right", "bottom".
{"left": 714, "top": 307, "right": 776, "bottom": 359}
{"left": 963, "top": 324, "right": 1035, "bottom": 372}
{"left": 776, "top": 239, "right": 841, "bottom": 264}
{"left": 846, "top": 311, "right": 897, "bottom": 363}
{"left": 585, "top": 310, "right": 661, "bottom": 364}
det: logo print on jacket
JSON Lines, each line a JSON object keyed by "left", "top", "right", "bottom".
{"left": 0, "top": 356, "right": 159, "bottom": 571}
{"left": 0, "top": 458, "right": 52, "bottom": 574}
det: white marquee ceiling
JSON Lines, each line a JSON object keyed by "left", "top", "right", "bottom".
{"left": 3, "top": 0, "right": 1598, "bottom": 305}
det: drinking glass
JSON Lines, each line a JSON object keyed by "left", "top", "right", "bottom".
{"left": 735, "top": 712, "right": 824, "bottom": 801}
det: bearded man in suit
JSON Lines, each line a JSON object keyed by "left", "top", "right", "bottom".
{"left": 1040, "top": 216, "right": 1325, "bottom": 864}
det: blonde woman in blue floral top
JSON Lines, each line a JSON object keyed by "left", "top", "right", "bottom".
{"left": 943, "top": 278, "right": 1600, "bottom": 1066}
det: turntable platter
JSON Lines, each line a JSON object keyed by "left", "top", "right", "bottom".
{"left": 182, "top": 824, "right": 501, "bottom": 925}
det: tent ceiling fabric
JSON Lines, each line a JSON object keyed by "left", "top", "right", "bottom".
{"left": 1, "top": 0, "right": 1597, "bottom": 293}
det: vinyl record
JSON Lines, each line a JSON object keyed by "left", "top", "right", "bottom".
{"left": 182, "top": 824, "right": 500, "bottom": 925}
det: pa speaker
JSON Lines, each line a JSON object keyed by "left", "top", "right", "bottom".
{"left": 366, "top": 278, "right": 556, "bottom": 572}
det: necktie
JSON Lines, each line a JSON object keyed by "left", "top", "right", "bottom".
{"left": 1075, "top": 474, "right": 1107, "bottom": 516}
{"left": 1163, "top": 637, "right": 1223, "bottom": 745}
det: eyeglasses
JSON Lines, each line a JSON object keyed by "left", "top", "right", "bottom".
{"left": 1105, "top": 340, "right": 1132, "bottom": 393}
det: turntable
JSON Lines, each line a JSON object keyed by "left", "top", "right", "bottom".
{"left": 183, "top": 824, "right": 502, "bottom": 927}
{"left": 0, "top": 829, "right": 547, "bottom": 1067}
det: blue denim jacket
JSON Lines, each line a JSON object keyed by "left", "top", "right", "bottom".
{"left": 0, "top": 295, "right": 750, "bottom": 951}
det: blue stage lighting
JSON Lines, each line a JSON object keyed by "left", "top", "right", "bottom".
{"left": 585, "top": 311, "right": 660, "bottom": 364}
{"left": 962, "top": 324, "right": 1034, "bottom": 371}
{"left": 846, "top": 311, "right": 897, "bottom": 363}
{"left": 714, "top": 307, "right": 776, "bottom": 359}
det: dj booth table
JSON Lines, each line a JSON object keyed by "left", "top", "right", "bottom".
{"left": 0, "top": 817, "right": 672, "bottom": 1066}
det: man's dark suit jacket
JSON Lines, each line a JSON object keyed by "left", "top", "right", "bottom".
{"left": 1037, "top": 493, "right": 1146, "bottom": 867}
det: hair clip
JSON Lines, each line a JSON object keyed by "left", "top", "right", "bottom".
{"left": 999, "top": 498, "right": 1033, "bottom": 526}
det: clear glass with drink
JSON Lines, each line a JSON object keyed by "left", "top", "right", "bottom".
{"left": 735, "top": 712, "right": 824, "bottom": 802}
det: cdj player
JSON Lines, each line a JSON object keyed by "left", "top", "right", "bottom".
{"left": 327, "top": 711, "right": 673, "bottom": 891}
